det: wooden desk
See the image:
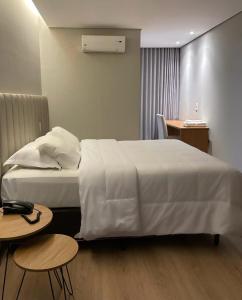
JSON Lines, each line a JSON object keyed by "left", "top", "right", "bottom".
{"left": 166, "top": 120, "right": 209, "bottom": 153}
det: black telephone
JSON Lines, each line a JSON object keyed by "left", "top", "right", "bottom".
{"left": 3, "top": 200, "right": 34, "bottom": 215}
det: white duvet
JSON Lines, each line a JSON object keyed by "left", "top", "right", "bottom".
{"left": 76, "top": 139, "right": 242, "bottom": 240}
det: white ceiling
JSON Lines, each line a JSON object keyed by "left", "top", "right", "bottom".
{"left": 33, "top": 0, "right": 242, "bottom": 47}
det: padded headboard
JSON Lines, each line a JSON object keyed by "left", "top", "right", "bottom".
{"left": 0, "top": 93, "right": 49, "bottom": 176}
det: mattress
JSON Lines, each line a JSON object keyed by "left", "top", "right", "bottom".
{"left": 1, "top": 165, "right": 80, "bottom": 208}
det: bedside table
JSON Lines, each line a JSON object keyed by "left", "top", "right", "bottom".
{"left": 0, "top": 204, "right": 53, "bottom": 300}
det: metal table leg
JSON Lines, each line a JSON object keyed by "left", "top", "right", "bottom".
{"left": 60, "top": 265, "right": 74, "bottom": 299}
{"left": 1, "top": 243, "right": 9, "bottom": 300}
{"left": 48, "top": 271, "right": 56, "bottom": 300}
{"left": 0, "top": 243, "right": 5, "bottom": 266}
{"left": 60, "top": 267, "right": 67, "bottom": 300}
{"left": 16, "top": 271, "right": 57, "bottom": 300}
{"left": 53, "top": 269, "right": 62, "bottom": 288}
{"left": 16, "top": 271, "right": 26, "bottom": 300}
{"left": 14, "top": 265, "right": 74, "bottom": 300}
{"left": 63, "top": 265, "right": 74, "bottom": 295}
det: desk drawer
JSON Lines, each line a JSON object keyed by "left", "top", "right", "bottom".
{"left": 167, "top": 126, "right": 209, "bottom": 152}
{"left": 167, "top": 126, "right": 180, "bottom": 136}
{"left": 180, "top": 129, "right": 209, "bottom": 152}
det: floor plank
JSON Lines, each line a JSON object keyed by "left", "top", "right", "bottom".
{"left": 1, "top": 235, "right": 242, "bottom": 300}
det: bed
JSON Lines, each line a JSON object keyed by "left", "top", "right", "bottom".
{"left": 76, "top": 138, "right": 242, "bottom": 240}
{"left": 1, "top": 93, "right": 242, "bottom": 241}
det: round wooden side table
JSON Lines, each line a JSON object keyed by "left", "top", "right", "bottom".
{"left": 13, "top": 234, "right": 79, "bottom": 300}
{"left": 0, "top": 204, "right": 53, "bottom": 300}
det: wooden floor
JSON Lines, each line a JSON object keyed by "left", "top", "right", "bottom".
{"left": 1, "top": 235, "right": 242, "bottom": 300}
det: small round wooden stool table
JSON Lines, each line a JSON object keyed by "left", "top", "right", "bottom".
{"left": 0, "top": 204, "right": 53, "bottom": 300}
{"left": 13, "top": 234, "right": 79, "bottom": 300}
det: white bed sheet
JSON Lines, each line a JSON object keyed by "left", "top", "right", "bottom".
{"left": 1, "top": 166, "right": 80, "bottom": 208}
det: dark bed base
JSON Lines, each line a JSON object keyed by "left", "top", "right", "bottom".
{"left": 214, "top": 234, "right": 220, "bottom": 246}
{"left": 0, "top": 203, "right": 219, "bottom": 246}
{"left": 42, "top": 208, "right": 220, "bottom": 246}
{"left": 43, "top": 207, "right": 81, "bottom": 237}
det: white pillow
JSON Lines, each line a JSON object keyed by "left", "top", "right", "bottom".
{"left": 36, "top": 130, "right": 81, "bottom": 169}
{"left": 52, "top": 127, "right": 80, "bottom": 149}
{"left": 4, "top": 142, "right": 61, "bottom": 169}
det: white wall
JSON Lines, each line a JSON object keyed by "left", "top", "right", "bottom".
{"left": 180, "top": 12, "right": 242, "bottom": 170}
{"left": 0, "top": 2, "right": 141, "bottom": 140}
{"left": 0, "top": 0, "right": 42, "bottom": 94}
{"left": 40, "top": 27, "right": 141, "bottom": 140}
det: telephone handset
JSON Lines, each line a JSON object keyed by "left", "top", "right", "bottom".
{"left": 2, "top": 201, "right": 41, "bottom": 224}
{"left": 3, "top": 200, "right": 34, "bottom": 215}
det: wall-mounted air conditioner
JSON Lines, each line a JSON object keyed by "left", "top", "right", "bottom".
{"left": 81, "top": 35, "right": 126, "bottom": 53}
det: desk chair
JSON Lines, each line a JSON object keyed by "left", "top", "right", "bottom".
{"left": 156, "top": 114, "right": 168, "bottom": 139}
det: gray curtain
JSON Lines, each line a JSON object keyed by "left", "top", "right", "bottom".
{"left": 141, "top": 48, "right": 180, "bottom": 139}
